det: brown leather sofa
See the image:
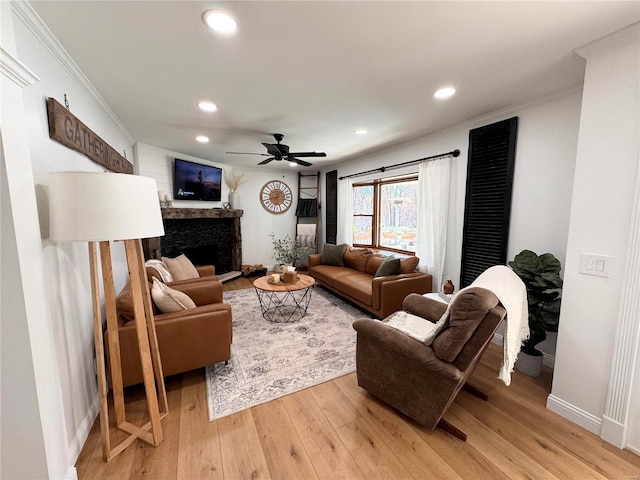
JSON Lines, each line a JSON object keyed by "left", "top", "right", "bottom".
{"left": 114, "top": 268, "right": 232, "bottom": 387}
{"left": 353, "top": 289, "right": 506, "bottom": 440}
{"left": 308, "top": 248, "right": 432, "bottom": 318}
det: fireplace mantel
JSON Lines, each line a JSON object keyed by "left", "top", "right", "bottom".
{"left": 143, "top": 208, "right": 244, "bottom": 273}
{"left": 161, "top": 208, "right": 243, "bottom": 220}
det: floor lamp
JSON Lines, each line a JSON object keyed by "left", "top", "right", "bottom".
{"left": 49, "top": 171, "right": 168, "bottom": 461}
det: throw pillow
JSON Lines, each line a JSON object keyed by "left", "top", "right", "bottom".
{"left": 343, "top": 247, "right": 373, "bottom": 272}
{"left": 145, "top": 259, "right": 174, "bottom": 283}
{"left": 365, "top": 254, "right": 388, "bottom": 276}
{"left": 374, "top": 255, "right": 401, "bottom": 277}
{"left": 162, "top": 254, "right": 199, "bottom": 281}
{"left": 321, "top": 243, "right": 347, "bottom": 266}
{"left": 151, "top": 278, "right": 196, "bottom": 313}
{"left": 400, "top": 256, "right": 419, "bottom": 273}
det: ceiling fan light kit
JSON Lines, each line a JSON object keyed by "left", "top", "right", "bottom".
{"left": 227, "top": 133, "right": 326, "bottom": 167}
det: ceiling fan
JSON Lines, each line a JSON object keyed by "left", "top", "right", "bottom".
{"left": 226, "top": 133, "right": 326, "bottom": 167}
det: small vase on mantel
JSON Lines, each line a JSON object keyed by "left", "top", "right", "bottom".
{"left": 229, "top": 191, "right": 239, "bottom": 209}
{"left": 442, "top": 279, "right": 455, "bottom": 294}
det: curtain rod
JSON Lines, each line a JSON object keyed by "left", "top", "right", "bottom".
{"left": 338, "top": 149, "right": 460, "bottom": 180}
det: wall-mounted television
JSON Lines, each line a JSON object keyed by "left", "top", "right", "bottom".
{"left": 173, "top": 158, "right": 222, "bottom": 201}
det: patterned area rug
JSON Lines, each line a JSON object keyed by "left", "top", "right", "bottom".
{"left": 206, "top": 286, "right": 373, "bottom": 421}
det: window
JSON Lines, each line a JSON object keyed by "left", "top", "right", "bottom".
{"left": 352, "top": 176, "right": 418, "bottom": 254}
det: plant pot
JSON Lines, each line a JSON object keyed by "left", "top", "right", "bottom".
{"left": 515, "top": 349, "right": 543, "bottom": 377}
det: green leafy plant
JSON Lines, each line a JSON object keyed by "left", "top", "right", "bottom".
{"left": 508, "top": 250, "right": 563, "bottom": 355}
{"left": 270, "top": 233, "right": 308, "bottom": 266}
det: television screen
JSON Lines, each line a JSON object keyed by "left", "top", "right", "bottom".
{"left": 174, "top": 158, "right": 222, "bottom": 201}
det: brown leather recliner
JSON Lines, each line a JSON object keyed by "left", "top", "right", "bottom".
{"left": 114, "top": 269, "right": 232, "bottom": 387}
{"left": 353, "top": 289, "right": 506, "bottom": 440}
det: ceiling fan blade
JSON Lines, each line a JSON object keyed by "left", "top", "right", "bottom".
{"left": 226, "top": 151, "right": 270, "bottom": 156}
{"left": 288, "top": 151, "right": 327, "bottom": 158}
{"left": 292, "top": 158, "right": 313, "bottom": 167}
{"left": 262, "top": 143, "right": 283, "bottom": 156}
{"left": 258, "top": 157, "right": 275, "bottom": 165}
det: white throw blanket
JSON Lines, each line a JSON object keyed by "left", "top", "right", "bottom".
{"left": 457, "top": 265, "right": 529, "bottom": 385}
{"left": 384, "top": 310, "right": 438, "bottom": 343}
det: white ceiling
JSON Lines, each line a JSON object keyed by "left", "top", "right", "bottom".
{"left": 30, "top": 1, "right": 639, "bottom": 170}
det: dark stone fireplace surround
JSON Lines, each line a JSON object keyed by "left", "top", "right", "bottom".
{"left": 143, "top": 208, "right": 243, "bottom": 275}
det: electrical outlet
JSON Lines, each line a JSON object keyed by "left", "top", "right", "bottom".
{"left": 579, "top": 253, "right": 612, "bottom": 278}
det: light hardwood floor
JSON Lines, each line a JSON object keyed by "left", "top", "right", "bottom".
{"left": 76, "top": 277, "right": 640, "bottom": 479}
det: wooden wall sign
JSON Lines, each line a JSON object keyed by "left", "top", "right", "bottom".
{"left": 46, "top": 97, "right": 133, "bottom": 174}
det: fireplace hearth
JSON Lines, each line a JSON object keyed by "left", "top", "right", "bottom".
{"left": 143, "top": 208, "right": 243, "bottom": 275}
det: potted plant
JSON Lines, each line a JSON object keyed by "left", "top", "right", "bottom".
{"left": 269, "top": 233, "right": 308, "bottom": 271}
{"left": 224, "top": 171, "right": 246, "bottom": 208}
{"left": 508, "top": 249, "right": 563, "bottom": 376}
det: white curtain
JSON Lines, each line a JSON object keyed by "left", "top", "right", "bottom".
{"left": 336, "top": 177, "right": 353, "bottom": 245}
{"left": 416, "top": 157, "right": 451, "bottom": 291}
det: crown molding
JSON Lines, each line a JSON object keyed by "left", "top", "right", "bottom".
{"left": 0, "top": 46, "right": 40, "bottom": 87}
{"left": 12, "top": 1, "right": 135, "bottom": 143}
{"left": 575, "top": 22, "right": 640, "bottom": 59}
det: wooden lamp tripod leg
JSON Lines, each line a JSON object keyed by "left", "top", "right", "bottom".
{"left": 88, "top": 242, "right": 113, "bottom": 461}
{"left": 90, "top": 240, "right": 167, "bottom": 461}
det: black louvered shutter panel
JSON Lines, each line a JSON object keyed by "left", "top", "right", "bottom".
{"left": 460, "top": 117, "right": 518, "bottom": 287}
{"left": 325, "top": 170, "right": 338, "bottom": 244}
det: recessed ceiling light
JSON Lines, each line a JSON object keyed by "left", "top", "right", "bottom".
{"left": 195, "top": 135, "right": 210, "bottom": 143}
{"left": 434, "top": 86, "right": 456, "bottom": 100}
{"left": 202, "top": 10, "right": 238, "bottom": 35}
{"left": 289, "top": 162, "right": 297, "bottom": 167}
{"left": 197, "top": 101, "right": 217, "bottom": 113}
{"left": 354, "top": 129, "right": 368, "bottom": 135}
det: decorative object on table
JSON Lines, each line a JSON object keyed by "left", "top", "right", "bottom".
{"left": 206, "top": 287, "right": 373, "bottom": 421}
{"left": 260, "top": 180, "right": 293, "bottom": 214}
{"left": 509, "top": 249, "right": 563, "bottom": 377}
{"left": 49, "top": 171, "right": 167, "bottom": 462}
{"left": 270, "top": 232, "right": 308, "bottom": 268}
{"left": 442, "top": 279, "right": 455, "bottom": 294}
{"left": 222, "top": 202, "right": 231, "bottom": 209}
{"left": 283, "top": 270, "right": 298, "bottom": 284}
{"left": 224, "top": 170, "right": 245, "bottom": 209}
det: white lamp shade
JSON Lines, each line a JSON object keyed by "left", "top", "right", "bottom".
{"left": 49, "top": 171, "right": 165, "bottom": 242}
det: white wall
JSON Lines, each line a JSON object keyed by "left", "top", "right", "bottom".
{"left": 321, "top": 87, "right": 583, "bottom": 360}
{"left": 549, "top": 24, "right": 640, "bottom": 450}
{"left": 1, "top": 3, "right": 51, "bottom": 475}
{"left": 1, "top": 2, "right": 137, "bottom": 477}
{"left": 135, "top": 143, "right": 302, "bottom": 268}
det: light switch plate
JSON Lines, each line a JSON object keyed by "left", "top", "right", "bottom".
{"left": 579, "top": 253, "right": 612, "bottom": 278}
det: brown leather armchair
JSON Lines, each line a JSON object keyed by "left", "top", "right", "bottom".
{"left": 146, "top": 263, "right": 217, "bottom": 284}
{"left": 114, "top": 271, "right": 232, "bottom": 387}
{"left": 353, "top": 289, "right": 506, "bottom": 440}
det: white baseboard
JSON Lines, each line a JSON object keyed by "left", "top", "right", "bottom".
{"left": 68, "top": 395, "right": 100, "bottom": 466}
{"left": 627, "top": 444, "right": 640, "bottom": 456}
{"left": 65, "top": 465, "right": 79, "bottom": 480}
{"left": 491, "top": 333, "right": 555, "bottom": 368}
{"left": 546, "top": 394, "right": 602, "bottom": 435}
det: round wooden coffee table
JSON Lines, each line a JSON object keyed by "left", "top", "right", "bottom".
{"left": 253, "top": 274, "right": 315, "bottom": 322}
